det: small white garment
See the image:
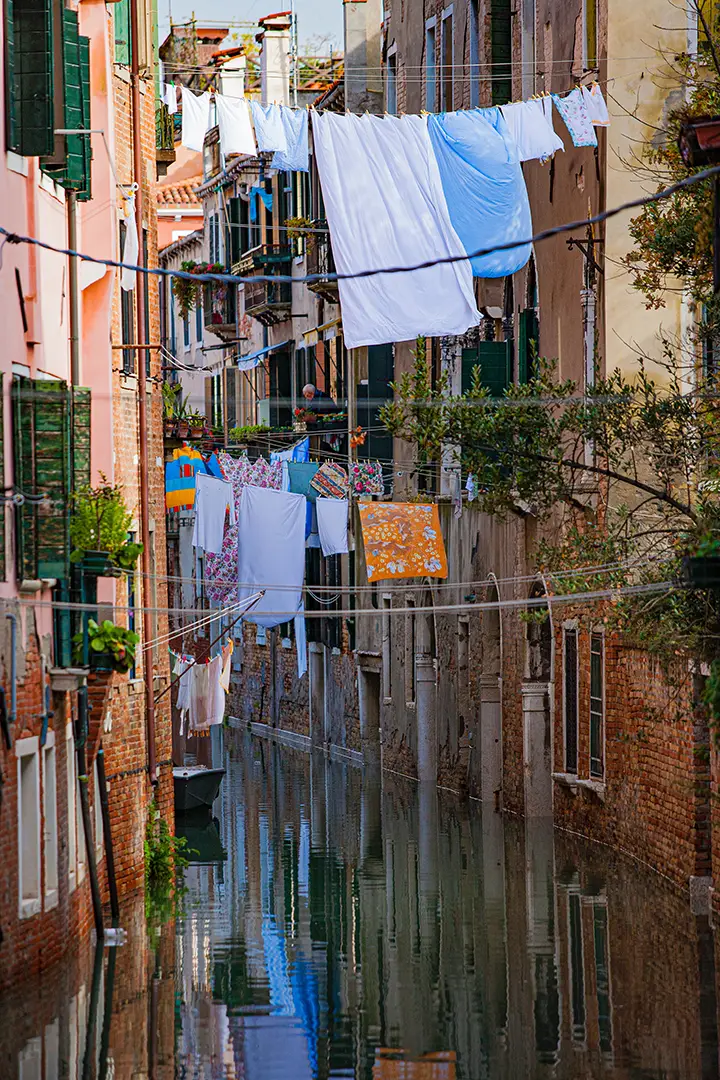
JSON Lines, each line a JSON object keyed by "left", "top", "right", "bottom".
{"left": 271, "top": 106, "right": 309, "bottom": 172}
{"left": 316, "top": 497, "right": 349, "bottom": 557}
{"left": 312, "top": 111, "right": 480, "bottom": 349}
{"left": 173, "top": 654, "right": 194, "bottom": 735}
{"left": 581, "top": 84, "right": 610, "bottom": 127}
{"left": 216, "top": 94, "right": 257, "bottom": 157}
{"left": 219, "top": 641, "right": 233, "bottom": 692}
{"left": 163, "top": 82, "right": 178, "bottom": 115}
{"left": 250, "top": 101, "right": 288, "bottom": 152}
{"left": 237, "top": 486, "right": 306, "bottom": 628}
{"left": 192, "top": 472, "right": 236, "bottom": 555}
{"left": 208, "top": 655, "right": 225, "bottom": 726}
{"left": 120, "top": 195, "right": 139, "bottom": 292}
{"left": 181, "top": 87, "right": 211, "bottom": 151}
{"left": 189, "top": 663, "right": 211, "bottom": 732}
{"left": 500, "top": 98, "right": 565, "bottom": 162}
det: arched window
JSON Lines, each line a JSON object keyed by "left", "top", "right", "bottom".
{"left": 518, "top": 256, "right": 539, "bottom": 384}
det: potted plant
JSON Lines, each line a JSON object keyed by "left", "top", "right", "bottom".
{"left": 186, "top": 409, "right": 206, "bottom": 438}
{"left": 681, "top": 533, "right": 720, "bottom": 588}
{"left": 162, "top": 381, "right": 181, "bottom": 438}
{"left": 73, "top": 618, "right": 140, "bottom": 673}
{"left": 69, "top": 478, "right": 144, "bottom": 575}
{"left": 172, "top": 260, "right": 226, "bottom": 318}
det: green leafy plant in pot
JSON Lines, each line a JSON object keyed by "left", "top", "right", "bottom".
{"left": 69, "top": 477, "right": 144, "bottom": 574}
{"left": 72, "top": 618, "right": 140, "bottom": 673}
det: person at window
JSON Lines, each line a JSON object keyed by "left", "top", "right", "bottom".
{"left": 302, "top": 383, "right": 336, "bottom": 415}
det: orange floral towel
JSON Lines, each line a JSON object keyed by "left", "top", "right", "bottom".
{"left": 359, "top": 503, "right": 448, "bottom": 582}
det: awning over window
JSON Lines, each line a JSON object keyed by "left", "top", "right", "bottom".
{"left": 236, "top": 339, "right": 293, "bottom": 371}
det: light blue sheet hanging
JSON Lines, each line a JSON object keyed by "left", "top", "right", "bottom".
{"left": 427, "top": 108, "right": 532, "bottom": 278}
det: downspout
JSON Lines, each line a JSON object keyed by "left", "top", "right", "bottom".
{"left": 5, "top": 613, "right": 17, "bottom": 727}
{"left": 130, "top": 0, "right": 157, "bottom": 783}
{"left": 68, "top": 191, "right": 80, "bottom": 385}
{"left": 76, "top": 686, "right": 104, "bottom": 938}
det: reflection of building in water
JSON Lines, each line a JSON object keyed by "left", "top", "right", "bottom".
{"left": 170, "top": 734, "right": 718, "bottom": 1080}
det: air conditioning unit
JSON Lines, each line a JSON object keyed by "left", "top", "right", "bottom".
{"left": 256, "top": 398, "right": 271, "bottom": 426}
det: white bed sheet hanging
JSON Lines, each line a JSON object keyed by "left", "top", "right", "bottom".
{"left": 237, "top": 486, "right": 307, "bottom": 628}
{"left": 312, "top": 111, "right": 480, "bottom": 349}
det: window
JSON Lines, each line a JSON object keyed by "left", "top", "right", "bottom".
{"left": 568, "top": 893, "right": 586, "bottom": 1042}
{"left": 563, "top": 627, "right": 578, "bottom": 773}
{"left": 425, "top": 19, "right": 436, "bottom": 112}
{"left": 521, "top": 0, "right": 537, "bottom": 98}
{"left": 195, "top": 299, "right": 203, "bottom": 343}
{"left": 66, "top": 724, "right": 77, "bottom": 891}
{"left": 698, "top": 1, "right": 720, "bottom": 57}
{"left": 593, "top": 903, "right": 613, "bottom": 1053}
{"left": 590, "top": 632, "right": 605, "bottom": 779}
{"left": 490, "top": 0, "right": 512, "bottom": 105}
{"left": 17, "top": 736, "right": 41, "bottom": 918}
{"left": 440, "top": 7, "right": 453, "bottom": 112}
{"left": 405, "top": 597, "right": 416, "bottom": 705}
{"left": 183, "top": 313, "right": 190, "bottom": 350}
{"left": 583, "top": 0, "right": 598, "bottom": 70}
{"left": 461, "top": 341, "right": 511, "bottom": 397}
{"left": 113, "top": 0, "right": 130, "bottom": 64}
{"left": 386, "top": 47, "right": 398, "bottom": 114}
{"left": 382, "top": 596, "right": 392, "bottom": 701}
{"left": 469, "top": 0, "right": 480, "bottom": 107}
{"left": 11, "top": 376, "right": 90, "bottom": 582}
{"left": 120, "top": 223, "right": 136, "bottom": 373}
{"left": 43, "top": 731, "right": 58, "bottom": 908}
{"left": 5, "top": 0, "right": 54, "bottom": 156}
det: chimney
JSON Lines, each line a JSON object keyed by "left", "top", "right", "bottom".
{"left": 343, "top": 0, "right": 383, "bottom": 115}
{"left": 256, "top": 12, "right": 292, "bottom": 106}
{"left": 220, "top": 54, "right": 248, "bottom": 98}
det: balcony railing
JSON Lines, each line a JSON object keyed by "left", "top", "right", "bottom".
{"left": 155, "top": 104, "right": 176, "bottom": 174}
{"left": 203, "top": 279, "right": 237, "bottom": 338}
{"left": 243, "top": 275, "right": 292, "bottom": 326}
{"left": 233, "top": 243, "right": 293, "bottom": 276}
{"left": 306, "top": 221, "right": 338, "bottom": 303}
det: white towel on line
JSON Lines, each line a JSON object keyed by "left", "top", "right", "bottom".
{"left": 250, "top": 101, "right": 288, "bottom": 152}
{"left": 216, "top": 94, "right": 257, "bottom": 157}
{"left": 120, "top": 195, "right": 138, "bottom": 292}
{"left": 163, "top": 83, "right": 178, "bottom": 115}
{"left": 316, "top": 497, "right": 349, "bottom": 557}
{"left": 181, "top": 87, "right": 211, "bottom": 151}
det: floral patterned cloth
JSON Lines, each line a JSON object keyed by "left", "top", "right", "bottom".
{"left": 204, "top": 454, "right": 283, "bottom": 605}
{"left": 350, "top": 460, "right": 384, "bottom": 496}
{"left": 359, "top": 503, "right": 448, "bottom": 582}
{"left": 310, "top": 461, "right": 349, "bottom": 499}
{"left": 552, "top": 89, "right": 597, "bottom": 148}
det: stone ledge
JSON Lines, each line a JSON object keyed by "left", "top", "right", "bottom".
{"left": 49, "top": 667, "right": 88, "bottom": 692}
{"left": 552, "top": 772, "right": 606, "bottom": 801}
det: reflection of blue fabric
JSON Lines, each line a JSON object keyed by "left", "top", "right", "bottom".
{"left": 272, "top": 107, "right": 309, "bottom": 172}
{"left": 290, "top": 958, "right": 320, "bottom": 1077}
{"left": 427, "top": 108, "right": 532, "bottom": 277}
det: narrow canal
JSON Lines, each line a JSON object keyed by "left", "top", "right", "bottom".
{"left": 3, "top": 729, "right": 720, "bottom": 1079}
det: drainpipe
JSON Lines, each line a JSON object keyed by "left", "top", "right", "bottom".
{"left": 67, "top": 191, "right": 80, "bottom": 386}
{"left": 5, "top": 613, "right": 17, "bottom": 727}
{"left": 130, "top": 0, "right": 157, "bottom": 783}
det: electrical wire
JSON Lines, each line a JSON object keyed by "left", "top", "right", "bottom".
{"left": 3, "top": 160, "right": 719, "bottom": 290}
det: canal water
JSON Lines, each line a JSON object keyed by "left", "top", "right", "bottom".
{"left": 3, "top": 729, "right": 720, "bottom": 1079}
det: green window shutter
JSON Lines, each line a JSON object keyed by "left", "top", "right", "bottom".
{"left": 114, "top": 0, "right": 130, "bottom": 66}
{"left": 75, "top": 34, "right": 91, "bottom": 200}
{"left": 72, "top": 386, "right": 91, "bottom": 488}
{"left": 462, "top": 341, "right": 511, "bottom": 397}
{"left": 490, "top": 0, "right": 512, "bottom": 106}
{"left": 12, "top": 377, "right": 71, "bottom": 580}
{"left": 44, "top": 11, "right": 91, "bottom": 194}
{"left": 5, "top": 0, "right": 55, "bottom": 156}
{"left": 517, "top": 308, "right": 539, "bottom": 384}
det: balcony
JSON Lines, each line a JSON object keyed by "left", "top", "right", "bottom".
{"left": 203, "top": 279, "right": 237, "bottom": 339}
{"left": 155, "top": 104, "right": 176, "bottom": 176}
{"left": 232, "top": 243, "right": 293, "bottom": 276}
{"left": 243, "top": 276, "right": 292, "bottom": 326}
{"left": 306, "top": 221, "right": 338, "bottom": 304}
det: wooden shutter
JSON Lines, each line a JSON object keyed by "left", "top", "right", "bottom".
{"left": 517, "top": 308, "right": 539, "bottom": 384}
{"left": 462, "top": 341, "right": 511, "bottom": 397}
{"left": 72, "top": 386, "right": 91, "bottom": 489}
{"left": 44, "top": 10, "right": 90, "bottom": 194}
{"left": 5, "top": 0, "right": 55, "bottom": 156}
{"left": 12, "top": 377, "right": 71, "bottom": 581}
{"left": 114, "top": 0, "right": 130, "bottom": 65}
{"left": 490, "top": 0, "right": 512, "bottom": 106}
{"left": 75, "top": 32, "right": 91, "bottom": 200}
{"left": 358, "top": 343, "right": 393, "bottom": 468}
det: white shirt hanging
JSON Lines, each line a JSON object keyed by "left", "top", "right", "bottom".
{"left": 500, "top": 98, "right": 565, "bottom": 161}
{"left": 316, "top": 497, "right": 349, "bottom": 557}
{"left": 181, "top": 87, "right": 211, "bottom": 152}
{"left": 163, "top": 83, "right": 178, "bottom": 115}
{"left": 581, "top": 84, "right": 610, "bottom": 127}
{"left": 250, "top": 101, "right": 288, "bottom": 153}
{"left": 192, "top": 472, "right": 236, "bottom": 555}
{"left": 215, "top": 94, "right": 257, "bottom": 157}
